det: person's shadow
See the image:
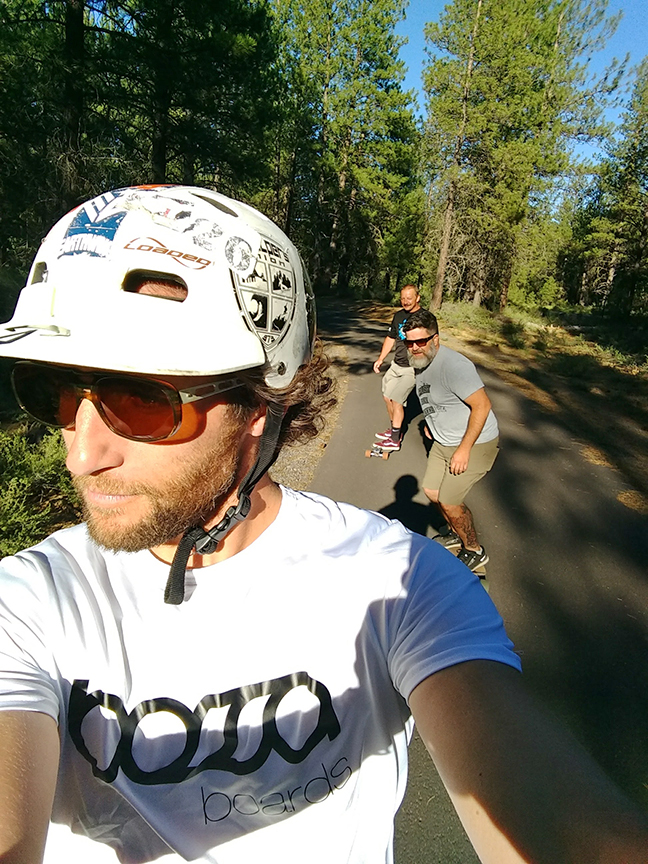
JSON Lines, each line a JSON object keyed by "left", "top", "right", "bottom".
{"left": 379, "top": 474, "right": 446, "bottom": 537}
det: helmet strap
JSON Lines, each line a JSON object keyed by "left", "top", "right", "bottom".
{"left": 164, "top": 404, "right": 285, "bottom": 604}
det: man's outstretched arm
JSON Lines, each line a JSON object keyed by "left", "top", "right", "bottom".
{"left": 373, "top": 336, "right": 396, "bottom": 373}
{"left": 410, "top": 660, "right": 648, "bottom": 864}
{"left": 0, "top": 711, "right": 59, "bottom": 864}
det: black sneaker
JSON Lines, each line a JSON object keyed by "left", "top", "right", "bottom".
{"left": 457, "top": 546, "right": 489, "bottom": 571}
{"left": 433, "top": 531, "right": 462, "bottom": 551}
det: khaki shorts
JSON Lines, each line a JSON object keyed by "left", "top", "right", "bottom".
{"left": 382, "top": 361, "right": 415, "bottom": 405}
{"left": 422, "top": 437, "right": 499, "bottom": 506}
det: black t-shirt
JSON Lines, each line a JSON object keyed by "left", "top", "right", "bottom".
{"left": 388, "top": 308, "right": 415, "bottom": 367}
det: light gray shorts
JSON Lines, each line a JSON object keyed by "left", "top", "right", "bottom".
{"left": 382, "top": 361, "right": 415, "bottom": 405}
{"left": 422, "top": 437, "right": 499, "bottom": 506}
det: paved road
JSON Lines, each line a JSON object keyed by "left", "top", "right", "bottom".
{"left": 310, "top": 306, "right": 648, "bottom": 863}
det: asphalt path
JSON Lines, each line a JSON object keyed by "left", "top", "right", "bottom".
{"left": 310, "top": 306, "right": 648, "bottom": 863}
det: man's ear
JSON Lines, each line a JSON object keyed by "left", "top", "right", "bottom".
{"left": 249, "top": 406, "right": 267, "bottom": 438}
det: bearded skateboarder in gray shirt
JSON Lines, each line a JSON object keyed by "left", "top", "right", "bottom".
{"left": 404, "top": 309, "right": 499, "bottom": 572}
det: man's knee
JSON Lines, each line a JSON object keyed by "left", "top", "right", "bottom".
{"left": 440, "top": 501, "right": 470, "bottom": 518}
{"left": 423, "top": 487, "right": 440, "bottom": 503}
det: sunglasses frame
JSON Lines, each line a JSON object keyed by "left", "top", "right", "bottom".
{"left": 11, "top": 361, "right": 244, "bottom": 442}
{"left": 403, "top": 335, "right": 435, "bottom": 349}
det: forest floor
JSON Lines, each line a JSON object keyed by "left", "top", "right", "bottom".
{"left": 353, "top": 300, "right": 648, "bottom": 514}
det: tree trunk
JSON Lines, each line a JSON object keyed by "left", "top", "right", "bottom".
{"left": 62, "top": 0, "right": 85, "bottom": 209}
{"left": 604, "top": 248, "right": 619, "bottom": 303}
{"left": 430, "top": 0, "right": 483, "bottom": 311}
{"left": 283, "top": 147, "right": 298, "bottom": 237}
{"left": 431, "top": 179, "right": 456, "bottom": 310}
{"left": 151, "top": 105, "right": 169, "bottom": 183}
{"left": 182, "top": 151, "right": 195, "bottom": 185}
{"left": 150, "top": 2, "right": 174, "bottom": 183}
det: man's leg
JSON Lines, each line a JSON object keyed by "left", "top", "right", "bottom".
{"left": 379, "top": 364, "right": 409, "bottom": 445}
{"left": 383, "top": 395, "right": 395, "bottom": 425}
{"left": 380, "top": 364, "right": 414, "bottom": 444}
{"left": 391, "top": 401, "right": 405, "bottom": 432}
{"left": 422, "top": 485, "right": 468, "bottom": 546}
{"left": 422, "top": 440, "right": 498, "bottom": 568}
{"left": 436, "top": 501, "right": 479, "bottom": 551}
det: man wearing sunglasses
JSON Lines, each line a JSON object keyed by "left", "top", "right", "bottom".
{"left": 403, "top": 309, "right": 499, "bottom": 573}
{"left": 0, "top": 187, "right": 647, "bottom": 864}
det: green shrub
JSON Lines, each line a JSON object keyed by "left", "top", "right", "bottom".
{"left": 0, "top": 427, "right": 81, "bottom": 558}
{"left": 437, "top": 299, "right": 501, "bottom": 336}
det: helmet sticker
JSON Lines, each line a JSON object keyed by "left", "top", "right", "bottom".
{"left": 233, "top": 237, "right": 296, "bottom": 348}
{"left": 58, "top": 190, "right": 127, "bottom": 259}
{"left": 225, "top": 236, "right": 253, "bottom": 272}
{"left": 56, "top": 188, "right": 259, "bottom": 276}
{"left": 122, "top": 190, "right": 197, "bottom": 230}
{"left": 121, "top": 192, "right": 227, "bottom": 257}
{"left": 123, "top": 237, "right": 213, "bottom": 270}
{"left": 190, "top": 218, "right": 223, "bottom": 251}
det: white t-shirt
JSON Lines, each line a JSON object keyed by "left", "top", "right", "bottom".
{"left": 415, "top": 345, "right": 499, "bottom": 446}
{"left": 0, "top": 488, "right": 520, "bottom": 863}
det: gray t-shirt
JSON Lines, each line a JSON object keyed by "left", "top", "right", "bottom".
{"left": 415, "top": 345, "right": 499, "bottom": 446}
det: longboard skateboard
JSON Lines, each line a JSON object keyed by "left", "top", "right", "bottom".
{"left": 365, "top": 442, "right": 392, "bottom": 459}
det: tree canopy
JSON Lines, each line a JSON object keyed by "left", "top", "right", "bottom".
{"left": 0, "top": 0, "right": 645, "bottom": 325}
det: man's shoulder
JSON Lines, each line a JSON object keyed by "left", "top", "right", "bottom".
{"left": 280, "top": 487, "right": 411, "bottom": 553}
{"left": 438, "top": 344, "right": 476, "bottom": 370}
{"left": 8, "top": 522, "right": 88, "bottom": 558}
{"left": 390, "top": 307, "right": 410, "bottom": 326}
{"left": 1, "top": 523, "right": 118, "bottom": 580}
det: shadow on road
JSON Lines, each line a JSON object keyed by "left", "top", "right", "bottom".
{"left": 482, "top": 373, "right": 648, "bottom": 807}
{"left": 378, "top": 475, "right": 446, "bottom": 537}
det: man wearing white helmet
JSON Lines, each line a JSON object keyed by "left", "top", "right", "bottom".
{"left": 0, "top": 186, "right": 646, "bottom": 864}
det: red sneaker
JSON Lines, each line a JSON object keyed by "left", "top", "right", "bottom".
{"left": 379, "top": 438, "right": 401, "bottom": 452}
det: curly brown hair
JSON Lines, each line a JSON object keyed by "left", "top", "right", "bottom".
{"left": 230, "top": 338, "right": 337, "bottom": 451}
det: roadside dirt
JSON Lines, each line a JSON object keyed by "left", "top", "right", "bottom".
{"left": 270, "top": 340, "right": 349, "bottom": 490}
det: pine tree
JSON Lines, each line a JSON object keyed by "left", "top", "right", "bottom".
{"left": 562, "top": 59, "right": 648, "bottom": 314}
{"left": 0, "top": 0, "right": 280, "bottom": 270}
{"left": 422, "top": 0, "right": 622, "bottom": 311}
{"left": 268, "top": 0, "right": 419, "bottom": 295}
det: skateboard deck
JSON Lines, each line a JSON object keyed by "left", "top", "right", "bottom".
{"left": 365, "top": 442, "right": 392, "bottom": 459}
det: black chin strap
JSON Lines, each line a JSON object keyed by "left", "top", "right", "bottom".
{"left": 164, "top": 404, "right": 285, "bottom": 604}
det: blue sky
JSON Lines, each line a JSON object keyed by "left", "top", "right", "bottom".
{"left": 395, "top": 0, "right": 648, "bottom": 153}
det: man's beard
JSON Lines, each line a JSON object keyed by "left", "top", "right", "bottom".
{"left": 73, "top": 414, "right": 245, "bottom": 553}
{"left": 408, "top": 352, "right": 433, "bottom": 370}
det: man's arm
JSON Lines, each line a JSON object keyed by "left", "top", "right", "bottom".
{"left": 0, "top": 711, "right": 59, "bottom": 864}
{"left": 450, "top": 386, "right": 491, "bottom": 474}
{"left": 410, "top": 661, "right": 648, "bottom": 864}
{"left": 373, "top": 336, "right": 396, "bottom": 373}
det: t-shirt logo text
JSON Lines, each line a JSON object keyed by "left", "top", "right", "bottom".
{"left": 68, "top": 672, "right": 341, "bottom": 786}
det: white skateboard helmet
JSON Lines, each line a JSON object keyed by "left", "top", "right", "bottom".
{"left": 0, "top": 186, "right": 315, "bottom": 386}
{"left": 0, "top": 186, "right": 319, "bottom": 602}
